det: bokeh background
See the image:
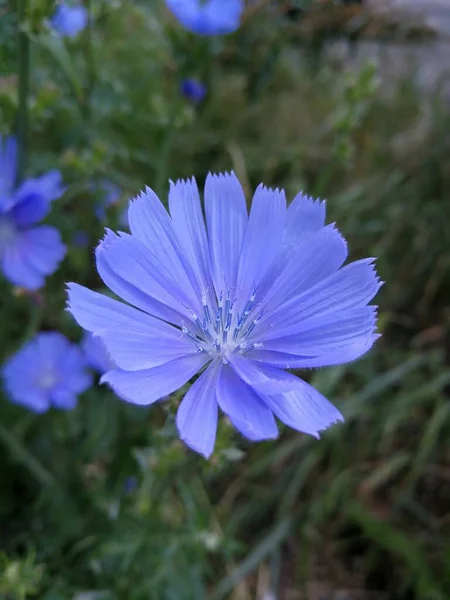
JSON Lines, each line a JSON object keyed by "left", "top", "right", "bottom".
{"left": 1, "top": 1, "right": 450, "bottom": 598}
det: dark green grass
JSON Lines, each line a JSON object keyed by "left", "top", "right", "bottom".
{"left": 1, "top": 3, "right": 450, "bottom": 599}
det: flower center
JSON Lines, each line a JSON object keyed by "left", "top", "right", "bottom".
{"left": 182, "top": 288, "right": 264, "bottom": 363}
{"left": 0, "top": 214, "right": 16, "bottom": 257}
{"left": 38, "top": 369, "right": 58, "bottom": 391}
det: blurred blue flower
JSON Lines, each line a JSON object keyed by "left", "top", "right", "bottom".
{"left": 165, "top": 0, "right": 244, "bottom": 35}
{"left": 51, "top": 2, "right": 88, "bottom": 38}
{"left": 90, "top": 179, "right": 122, "bottom": 221}
{"left": 123, "top": 475, "right": 138, "bottom": 494}
{"left": 67, "top": 173, "right": 381, "bottom": 458}
{"left": 0, "top": 136, "right": 66, "bottom": 290}
{"left": 73, "top": 230, "right": 89, "bottom": 247}
{"left": 82, "top": 332, "right": 114, "bottom": 375}
{"left": 2, "top": 332, "right": 92, "bottom": 413}
{"left": 118, "top": 205, "right": 129, "bottom": 229}
{"left": 181, "top": 78, "right": 207, "bottom": 104}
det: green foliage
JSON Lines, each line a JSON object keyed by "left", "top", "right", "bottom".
{"left": 1, "top": 1, "right": 450, "bottom": 599}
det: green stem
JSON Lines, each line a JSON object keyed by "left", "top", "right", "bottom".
{"left": 16, "top": 0, "right": 30, "bottom": 185}
{"left": 155, "top": 96, "right": 180, "bottom": 198}
{"left": 82, "top": 0, "right": 95, "bottom": 121}
{"left": 0, "top": 420, "right": 55, "bottom": 487}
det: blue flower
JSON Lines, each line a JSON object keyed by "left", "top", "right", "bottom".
{"left": 73, "top": 230, "right": 89, "bottom": 248}
{"left": 165, "top": 0, "right": 244, "bottom": 35}
{"left": 2, "top": 332, "right": 92, "bottom": 413}
{"left": 0, "top": 136, "right": 66, "bottom": 290}
{"left": 67, "top": 173, "right": 381, "bottom": 458}
{"left": 90, "top": 179, "right": 122, "bottom": 221}
{"left": 81, "top": 332, "right": 114, "bottom": 375}
{"left": 181, "top": 78, "right": 207, "bottom": 104}
{"left": 51, "top": 2, "right": 88, "bottom": 38}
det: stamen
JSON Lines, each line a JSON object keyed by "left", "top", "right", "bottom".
{"left": 203, "top": 327, "right": 214, "bottom": 343}
{"left": 182, "top": 325, "right": 202, "bottom": 343}
{"left": 239, "top": 287, "right": 258, "bottom": 327}
{"left": 243, "top": 310, "right": 265, "bottom": 339}
{"left": 202, "top": 290, "right": 211, "bottom": 325}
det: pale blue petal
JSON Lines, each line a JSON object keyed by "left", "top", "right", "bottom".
{"left": 82, "top": 333, "right": 113, "bottom": 374}
{"left": 0, "top": 136, "right": 17, "bottom": 203}
{"left": 166, "top": 0, "right": 243, "bottom": 35}
{"left": 285, "top": 192, "right": 326, "bottom": 250}
{"left": 259, "top": 377, "right": 344, "bottom": 438}
{"left": 95, "top": 231, "right": 191, "bottom": 324}
{"left": 2, "top": 238, "right": 44, "bottom": 290}
{"left": 202, "top": 0, "right": 243, "bottom": 34}
{"left": 128, "top": 187, "right": 199, "bottom": 310}
{"left": 250, "top": 335, "right": 379, "bottom": 369}
{"left": 217, "top": 365, "right": 278, "bottom": 441}
{"left": 204, "top": 172, "right": 247, "bottom": 295}
{"left": 52, "top": 3, "right": 87, "bottom": 37}
{"left": 261, "top": 225, "right": 347, "bottom": 311}
{"left": 18, "top": 226, "right": 66, "bottom": 276}
{"left": 230, "top": 355, "right": 299, "bottom": 395}
{"left": 101, "top": 353, "right": 208, "bottom": 406}
{"left": 260, "top": 259, "right": 381, "bottom": 340}
{"left": 261, "top": 306, "right": 377, "bottom": 349}
{"left": 50, "top": 389, "right": 78, "bottom": 410}
{"left": 168, "top": 178, "right": 213, "bottom": 298}
{"left": 176, "top": 362, "right": 220, "bottom": 458}
{"left": 12, "top": 171, "right": 65, "bottom": 226}
{"left": 1, "top": 226, "right": 65, "bottom": 290}
{"left": 67, "top": 283, "right": 178, "bottom": 336}
{"left": 256, "top": 193, "right": 326, "bottom": 300}
{"left": 236, "top": 185, "right": 285, "bottom": 312}
{"left": 100, "top": 328, "right": 196, "bottom": 371}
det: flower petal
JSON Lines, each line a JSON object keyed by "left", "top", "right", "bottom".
{"left": 176, "top": 362, "right": 220, "bottom": 458}
{"left": 261, "top": 258, "right": 381, "bottom": 338}
{"left": 236, "top": 185, "right": 285, "bottom": 312}
{"left": 0, "top": 136, "right": 17, "bottom": 202}
{"left": 256, "top": 193, "right": 326, "bottom": 300}
{"left": 50, "top": 389, "right": 78, "bottom": 410}
{"left": 217, "top": 365, "right": 278, "bottom": 441}
{"left": 128, "top": 187, "right": 199, "bottom": 308}
{"left": 2, "top": 226, "right": 65, "bottom": 290}
{"left": 262, "top": 225, "right": 347, "bottom": 310}
{"left": 100, "top": 328, "right": 196, "bottom": 371}
{"left": 67, "top": 282, "right": 189, "bottom": 367}
{"left": 101, "top": 353, "right": 208, "bottom": 406}
{"left": 250, "top": 334, "right": 379, "bottom": 369}
{"left": 204, "top": 172, "right": 247, "bottom": 295}
{"left": 260, "top": 376, "right": 344, "bottom": 437}
{"left": 68, "top": 282, "right": 169, "bottom": 333}
{"left": 18, "top": 226, "right": 66, "bottom": 275}
{"left": 285, "top": 192, "right": 326, "bottom": 250}
{"left": 230, "top": 354, "right": 299, "bottom": 394}
{"left": 168, "top": 178, "right": 213, "bottom": 298}
{"left": 95, "top": 230, "right": 191, "bottom": 324}
{"left": 262, "top": 306, "right": 377, "bottom": 349}
{"left": 12, "top": 172, "right": 65, "bottom": 226}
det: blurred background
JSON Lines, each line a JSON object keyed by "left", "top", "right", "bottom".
{"left": 1, "top": 1, "right": 450, "bottom": 598}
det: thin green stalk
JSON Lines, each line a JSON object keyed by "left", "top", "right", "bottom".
{"left": 155, "top": 95, "right": 181, "bottom": 198}
{"left": 16, "top": 0, "right": 30, "bottom": 185}
{"left": 0, "top": 420, "right": 55, "bottom": 487}
{"left": 82, "top": 0, "right": 95, "bottom": 120}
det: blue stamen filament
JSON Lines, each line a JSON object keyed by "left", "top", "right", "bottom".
{"left": 182, "top": 288, "right": 263, "bottom": 363}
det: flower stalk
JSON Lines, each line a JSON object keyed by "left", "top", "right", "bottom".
{"left": 17, "top": 0, "right": 30, "bottom": 185}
